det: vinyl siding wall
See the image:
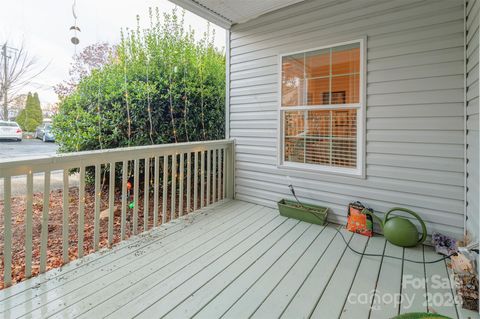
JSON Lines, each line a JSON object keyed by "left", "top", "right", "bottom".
{"left": 228, "top": 0, "right": 466, "bottom": 238}
{"left": 466, "top": 0, "right": 479, "bottom": 244}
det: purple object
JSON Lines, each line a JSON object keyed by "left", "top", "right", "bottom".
{"left": 432, "top": 232, "right": 457, "bottom": 256}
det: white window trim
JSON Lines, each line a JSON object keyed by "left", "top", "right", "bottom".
{"left": 277, "top": 38, "right": 366, "bottom": 178}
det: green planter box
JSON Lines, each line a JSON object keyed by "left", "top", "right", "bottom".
{"left": 277, "top": 199, "right": 328, "bottom": 225}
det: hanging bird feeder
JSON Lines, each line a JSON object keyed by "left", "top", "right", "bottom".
{"left": 70, "top": 26, "right": 81, "bottom": 45}
{"left": 70, "top": 0, "right": 80, "bottom": 45}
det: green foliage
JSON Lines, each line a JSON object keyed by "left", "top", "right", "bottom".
{"left": 53, "top": 8, "right": 225, "bottom": 153}
{"left": 16, "top": 92, "right": 43, "bottom": 131}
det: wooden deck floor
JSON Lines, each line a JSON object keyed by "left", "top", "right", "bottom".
{"left": 0, "top": 200, "right": 476, "bottom": 319}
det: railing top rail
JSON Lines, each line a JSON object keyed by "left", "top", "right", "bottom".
{"left": 0, "top": 139, "right": 233, "bottom": 177}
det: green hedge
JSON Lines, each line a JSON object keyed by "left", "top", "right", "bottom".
{"left": 53, "top": 8, "right": 225, "bottom": 154}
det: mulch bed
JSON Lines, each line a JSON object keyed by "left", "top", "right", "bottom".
{"left": 0, "top": 183, "right": 215, "bottom": 289}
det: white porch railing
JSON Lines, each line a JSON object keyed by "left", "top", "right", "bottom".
{"left": 0, "top": 139, "right": 234, "bottom": 288}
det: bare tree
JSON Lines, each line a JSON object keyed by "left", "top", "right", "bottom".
{"left": 54, "top": 42, "right": 114, "bottom": 99}
{"left": 0, "top": 41, "right": 49, "bottom": 120}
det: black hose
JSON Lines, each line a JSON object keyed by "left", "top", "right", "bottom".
{"left": 288, "top": 184, "right": 456, "bottom": 264}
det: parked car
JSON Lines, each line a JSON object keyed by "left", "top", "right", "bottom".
{"left": 0, "top": 121, "right": 22, "bottom": 141}
{"left": 34, "top": 123, "right": 55, "bottom": 142}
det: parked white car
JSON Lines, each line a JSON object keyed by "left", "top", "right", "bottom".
{"left": 0, "top": 121, "right": 22, "bottom": 141}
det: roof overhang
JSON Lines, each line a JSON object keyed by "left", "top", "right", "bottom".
{"left": 168, "top": 0, "right": 306, "bottom": 28}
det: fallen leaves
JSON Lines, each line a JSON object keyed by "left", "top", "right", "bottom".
{"left": 0, "top": 184, "right": 201, "bottom": 290}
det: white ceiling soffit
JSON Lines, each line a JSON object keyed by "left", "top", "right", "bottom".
{"left": 168, "top": 0, "right": 306, "bottom": 28}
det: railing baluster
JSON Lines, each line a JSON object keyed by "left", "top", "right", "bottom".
{"left": 200, "top": 151, "right": 205, "bottom": 208}
{"left": 78, "top": 167, "right": 85, "bottom": 258}
{"left": 94, "top": 164, "right": 101, "bottom": 251}
{"left": 194, "top": 152, "right": 198, "bottom": 211}
{"left": 179, "top": 153, "right": 184, "bottom": 216}
{"left": 225, "top": 143, "right": 234, "bottom": 199}
{"left": 171, "top": 154, "right": 177, "bottom": 220}
{"left": 25, "top": 171, "right": 33, "bottom": 278}
{"left": 121, "top": 161, "right": 128, "bottom": 240}
{"left": 62, "top": 169, "right": 69, "bottom": 263}
{"left": 217, "top": 149, "right": 222, "bottom": 201}
{"left": 144, "top": 158, "right": 150, "bottom": 232}
{"left": 186, "top": 152, "right": 191, "bottom": 213}
{"left": 40, "top": 170, "right": 50, "bottom": 273}
{"left": 153, "top": 156, "right": 159, "bottom": 226}
{"left": 206, "top": 149, "right": 211, "bottom": 205}
{"left": 212, "top": 149, "right": 217, "bottom": 203}
{"left": 3, "top": 176, "right": 12, "bottom": 287}
{"left": 133, "top": 159, "right": 139, "bottom": 234}
{"left": 0, "top": 140, "right": 233, "bottom": 288}
{"left": 223, "top": 147, "right": 227, "bottom": 199}
{"left": 162, "top": 155, "right": 168, "bottom": 224}
{"left": 108, "top": 162, "right": 115, "bottom": 247}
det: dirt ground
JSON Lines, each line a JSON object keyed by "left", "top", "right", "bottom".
{"left": 0, "top": 183, "right": 214, "bottom": 289}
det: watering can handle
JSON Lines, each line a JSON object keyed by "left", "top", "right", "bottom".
{"left": 361, "top": 208, "right": 383, "bottom": 227}
{"left": 385, "top": 207, "right": 427, "bottom": 244}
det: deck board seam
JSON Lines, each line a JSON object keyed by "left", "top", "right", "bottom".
{"left": 424, "top": 246, "right": 458, "bottom": 318}
{"left": 401, "top": 246, "right": 428, "bottom": 314}
{"left": 0, "top": 199, "right": 239, "bottom": 302}
{"left": 3, "top": 199, "right": 466, "bottom": 319}
{"left": 212, "top": 223, "right": 315, "bottom": 318}
{"left": 339, "top": 236, "right": 371, "bottom": 315}
{"left": 444, "top": 259, "right": 461, "bottom": 319}
{"left": 167, "top": 222, "right": 319, "bottom": 318}
{"left": 134, "top": 219, "right": 299, "bottom": 318}
{"left": 367, "top": 239, "right": 387, "bottom": 319}
{"left": 277, "top": 228, "right": 339, "bottom": 318}
{"left": 423, "top": 245, "right": 429, "bottom": 312}
{"left": 307, "top": 231, "right": 355, "bottom": 318}
{"left": 4, "top": 201, "right": 248, "bottom": 309}
{"left": 398, "top": 248, "right": 406, "bottom": 316}
{"left": 74, "top": 206, "right": 278, "bottom": 318}
{"left": 9, "top": 202, "right": 261, "bottom": 316}
{"left": 38, "top": 204, "right": 271, "bottom": 318}
{"left": 248, "top": 224, "right": 328, "bottom": 318}
{"left": 101, "top": 208, "right": 286, "bottom": 318}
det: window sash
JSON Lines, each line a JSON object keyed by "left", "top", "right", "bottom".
{"left": 278, "top": 39, "right": 364, "bottom": 176}
{"left": 282, "top": 108, "right": 358, "bottom": 168}
{"left": 282, "top": 42, "right": 361, "bottom": 107}
{"left": 280, "top": 104, "right": 361, "bottom": 111}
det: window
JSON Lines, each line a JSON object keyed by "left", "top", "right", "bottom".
{"left": 279, "top": 39, "right": 364, "bottom": 175}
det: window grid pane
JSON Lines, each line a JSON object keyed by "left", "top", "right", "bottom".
{"left": 284, "top": 109, "right": 357, "bottom": 168}
{"left": 282, "top": 54, "right": 305, "bottom": 106}
{"left": 283, "top": 43, "right": 360, "bottom": 107}
{"left": 281, "top": 41, "right": 361, "bottom": 170}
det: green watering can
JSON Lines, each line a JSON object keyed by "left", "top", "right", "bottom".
{"left": 364, "top": 207, "right": 427, "bottom": 247}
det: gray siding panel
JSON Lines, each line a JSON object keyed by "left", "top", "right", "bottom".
{"left": 467, "top": 0, "right": 480, "bottom": 245}
{"left": 368, "top": 48, "right": 464, "bottom": 71}
{"left": 229, "top": 0, "right": 466, "bottom": 238}
{"left": 366, "top": 130, "right": 464, "bottom": 144}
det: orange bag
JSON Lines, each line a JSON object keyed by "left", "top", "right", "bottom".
{"left": 346, "top": 201, "right": 374, "bottom": 237}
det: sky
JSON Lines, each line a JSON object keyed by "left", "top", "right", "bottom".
{"left": 0, "top": 0, "right": 226, "bottom": 106}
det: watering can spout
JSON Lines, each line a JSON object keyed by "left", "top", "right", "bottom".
{"left": 362, "top": 207, "right": 427, "bottom": 248}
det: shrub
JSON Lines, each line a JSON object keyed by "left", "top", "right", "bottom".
{"left": 53, "top": 8, "right": 225, "bottom": 154}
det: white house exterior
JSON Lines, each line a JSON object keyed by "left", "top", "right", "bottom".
{"left": 467, "top": 0, "right": 480, "bottom": 248}
{"left": 171, "top": 0, "right": 479, "bottom": 244}
{"left": 1, "top": 1, "right": 479, "bottom": 316}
